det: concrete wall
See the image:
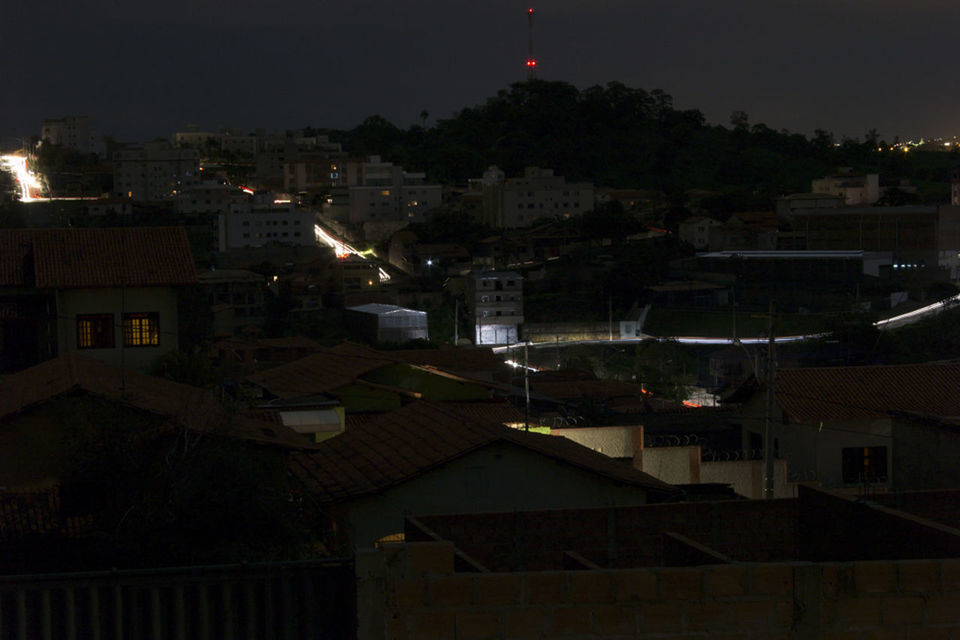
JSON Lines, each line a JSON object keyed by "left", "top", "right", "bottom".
{"left": 345, "top": 441, "right": 651, "bottom": 548}
{"left": 57, "top": 286, "right": 178, "bottom": 372}
{"left": 411, "top": 499, "right": 799, "bottom": 571}
{"left": 892, "top": 417, "right": 960, "bottom": 491}
{"left": 552, "top": 426, "right": 640, "bottom": 460}
{"left": 359, "top": 541, "right": 960, "bottom": 640}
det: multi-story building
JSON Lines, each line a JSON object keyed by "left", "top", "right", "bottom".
{"left": 678, "top": 216, "right": 722, "bottom": 250}
{"left": 466, "top": 271, "right": 523, "bottom": 345}
{"left": 471, "top": 166, "right": 594, "bottom": 229}
{"left": 217, "top": 192, "right": 316, "bottom": 251}
{"left": 811, "top": 169, "right": 880, "bottom": 205}
{"left": 112, "top": 142, "right": 200, "bottom": 201}
{"left": 175, "top": 181, "right": 246, "bottom": 215}
{"left": 196, "top": 269, "right": 266, "bottom": 335}
{"left": 345, "top": 156, "right": 441, "bottom": 225}
{"left": 40, "top": 116, "right": 97, "bottom": 154}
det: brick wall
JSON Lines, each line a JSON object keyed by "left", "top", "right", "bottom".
{"left": 410, "top": 499, "right": 797, "bottom": 571}
{"left": 361, "top": 541, "right": 960, "bottom": 640}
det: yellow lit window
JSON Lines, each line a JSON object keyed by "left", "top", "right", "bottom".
{"left": 77, "top": 314, "right": 114, "bottom": 349}
{"left": 123, "top": 313, "right": 159, "bottom": 347}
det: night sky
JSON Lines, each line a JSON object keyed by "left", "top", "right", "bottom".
{"left": 3, "top": 0, "right": 957, "bottom": 143}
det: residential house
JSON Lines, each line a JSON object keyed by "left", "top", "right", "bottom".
{"left": 0, "top": 227, "right": 196, "bottom": 373}
{"left": 0, "top": 354, "right": 314, "bottom": 490}
{"left": 734, "top": 362, "right": 960, "bottom": 492}
{"left": 196, "top": 269, "right": 266, "bottom": 336}
{"left": 811, "top": 168, "right": 880, "bottom": 205}
{"left": 245, "top": 342, "right": 499, "bottom": 413}
{"left": 289, "top": 400, "right": 679, "bottom": 547}
{"left": 677, "top": 216, "right": 721, "bottom": 250}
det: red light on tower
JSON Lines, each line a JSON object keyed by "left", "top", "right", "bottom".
{"left": 526, "top": 6, "right": 536, "bottom": 78}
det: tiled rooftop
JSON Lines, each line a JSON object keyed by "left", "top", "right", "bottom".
{"left": 776, "top": 362, "right": 960, "bottom": 422}
{"left": 0, "top": 354, "right": 314, "bottom": 450}
{"left": 289, "top": 401, "right": 678, "bottom": 505}
{"left": 0, "top": 227, "right": 196, "bottom": 289}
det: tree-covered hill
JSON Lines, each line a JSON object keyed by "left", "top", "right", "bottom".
{"left": 323, "top": 80, "right": 956, "bottom": 210}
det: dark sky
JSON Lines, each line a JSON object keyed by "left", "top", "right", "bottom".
{"left": 3, "top": 0, "right": 957, "bottom": 143}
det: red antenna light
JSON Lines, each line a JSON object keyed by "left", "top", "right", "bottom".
{"left": 526, "top": 6, "right": 536, "bottom": 78}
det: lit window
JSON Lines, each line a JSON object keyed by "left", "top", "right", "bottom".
{"left": 842, "top": 446, "right": 888, "bottom": 484}
{"left": 77, "top": 314, "right": 114, "bottom": 349}
{"left": 123, "top": 313, "right": 159, "bottom": 347}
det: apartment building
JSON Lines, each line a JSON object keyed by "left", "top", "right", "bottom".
{"left": 112, "top": 142, "right": 200, "bottom": 201}
{"left": 218, "top": 192, "right": 316, "bottom": 251}
{"left": 40, "top": 116, "right": 97, "bottom": 154}
{"left": 472, "top": 166, "right": 594, "bottom": 229}
{"left": 345, "top": 156, "right": 441, "bottom": 225}
{"left": 466, "top": 270, "right": 524, "bottom": 345}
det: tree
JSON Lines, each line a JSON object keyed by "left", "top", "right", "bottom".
{"left": 633, "top": 340, "right": 696, "bottom": 404}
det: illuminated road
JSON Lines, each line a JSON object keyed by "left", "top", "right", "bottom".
{"left": 0, "top": 154, "right": 44, "bottom": 200}
{"left": 314, "top": 222, "right": 391, "bottom": 283}
{"left": 493, "top": 293, "right": 960, "bottom": 353}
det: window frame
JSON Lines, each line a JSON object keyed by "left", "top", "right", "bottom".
{"left": 76, "top": 314, "right": 115, "bottom": 349}
{"left": 122, "top": 312, "right": 160, "bottom": 348}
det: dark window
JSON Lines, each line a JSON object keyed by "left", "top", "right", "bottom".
{"left": 842, "top": 446, "right": 888, "bottom": 483}
{"left": 123, "top": 312, "right": 159, "bottom": 347}
{"left": 77, "top": 314, "right": 114, "bottom": 349}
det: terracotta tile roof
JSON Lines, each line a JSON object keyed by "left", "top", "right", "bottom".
{"left": 247, "top": 342, "right": 515, "bottom": 399}
{"left": 776, "top": 363, "right": 960, "bottom": 423}
{"left": 529, "top": 378, "right": 648, "bottom": 402}
{"left": 0, "top": 228, "right": 196, "bottom": 289}
{"left": 289, "top": 401, "right": 678, "bottom": 505}
{"left": 246, "top": 343, "right": 395, "bottom": 398}
{"left": 390, "top": 347, "right": 509, "bottom": 377}
{"left": 0, "top": 354, "right": 315, "bottom": 450}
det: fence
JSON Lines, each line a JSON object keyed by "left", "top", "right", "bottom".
{"left": 0, "top": 558, "right": 353, "bottom": 640}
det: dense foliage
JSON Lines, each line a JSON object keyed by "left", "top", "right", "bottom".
{"left": 324, "top": 80, "right": 955, "bottom": 210}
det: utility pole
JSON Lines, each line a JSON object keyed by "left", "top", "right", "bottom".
{"left": 762, "top": 301, "right": 777, "bottom": 499}
{"left": 608, "top": 296, "right": 613, "bottom": 341}
{"left": 524, "top": 341, "right": 531, "bottom": 431}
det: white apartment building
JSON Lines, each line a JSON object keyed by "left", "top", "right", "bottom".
{"left": 346, "top": 156, "right": 441, "bottom": 225}
{"left": 217, "top": 192, "right": 316, "bottom": 251}
{"left": 112, "top": 142, "right": 200, "bottom": 201}
{"left": 176, "top": 181, "right": 247, "bottom": 215}
{"left": 811, "top": 169, "right": 880, "bottom": 205}
{"left": 473, "top": 166, "right": 594, "bottom": 229}
{"left": 467, "top": 270, "right": 524, "bottom": 345}
{"left": 41, "top": 116, "right": 97, "bottom": 154}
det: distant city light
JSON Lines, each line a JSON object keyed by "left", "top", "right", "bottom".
{"left": 314, "top": 224, "right": 391, "bottom": 282}
{"left": 0, "top": 154, "right": 44, "bottom": 201}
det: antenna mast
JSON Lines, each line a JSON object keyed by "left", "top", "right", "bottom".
{"left": 526, "top": 8, "right": 537, "bottom": 78}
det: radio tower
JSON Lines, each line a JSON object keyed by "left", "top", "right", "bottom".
{"left": 525, "top": 7, "right": 537, "bottom": 79}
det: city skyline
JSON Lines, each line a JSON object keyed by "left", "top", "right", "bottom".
{"left": 3, "top": 0, "right": 958, "bottom": 143}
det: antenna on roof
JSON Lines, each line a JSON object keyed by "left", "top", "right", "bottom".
{"left": 525, "top": 7, "right": 537, "bottom": 79}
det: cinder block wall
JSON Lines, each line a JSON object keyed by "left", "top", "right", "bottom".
{"left": 361, "top": 542, "right": 960, "bottom": 640}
